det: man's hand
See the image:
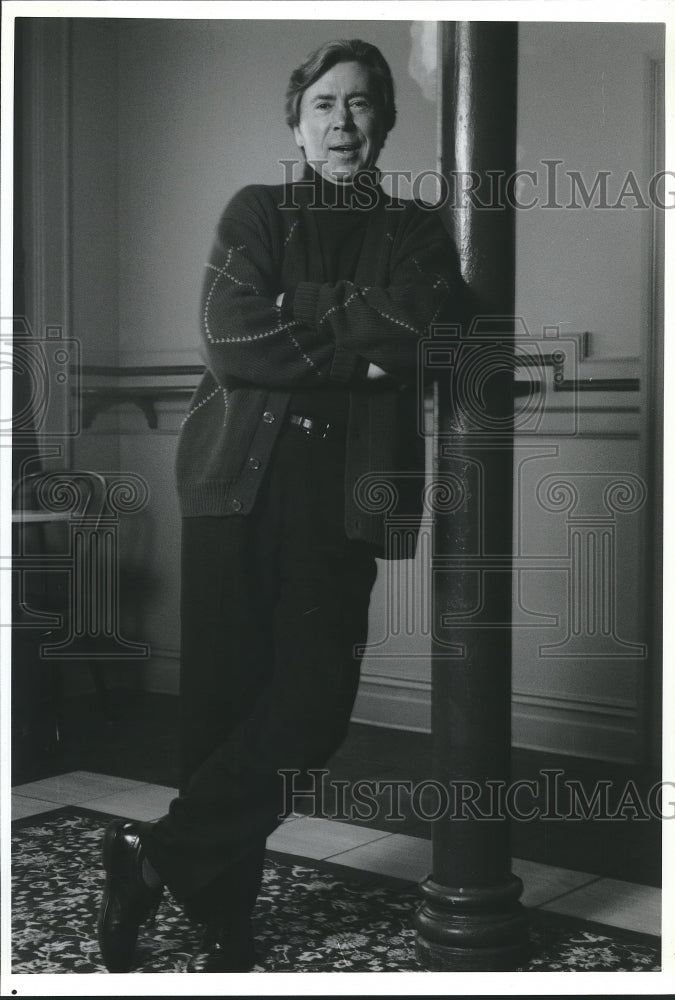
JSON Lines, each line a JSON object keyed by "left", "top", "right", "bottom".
{"left": 275, "top": 293, "right": 284, "bottom": 308}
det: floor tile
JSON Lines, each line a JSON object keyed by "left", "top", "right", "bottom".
{"left": 78, "top": 783, "right": 177, "bottom": 821}
{"left": 327, "top": 832, "right": 432, "bottom": 881}
{"left": 266, "top": 816, "right": 390, "bottom": 859}
{"left": 512, "top": 857, "right": 599, "bottom": 907}
{"left": 540, "top": 877, "right": 662, "bottom": 936}
{"left": 11, "top": 794, "right": 63, "bottom": 820}
{"left": 12, "top": 770, "right": 145, "bottom": 804}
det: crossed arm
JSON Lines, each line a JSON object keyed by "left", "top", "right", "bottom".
{"left": 275, "top": 290, "right": 389, "bottom": 381}
{"left": 201, "top": 186, "right": 458, "bottom": 390}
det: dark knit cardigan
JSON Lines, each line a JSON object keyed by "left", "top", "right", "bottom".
{"left": 176, "top": 176, "right": 458, "bottom": 554}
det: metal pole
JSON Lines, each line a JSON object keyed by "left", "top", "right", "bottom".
{"left": 414, "top": 21, "right": 529, "bottom": 971}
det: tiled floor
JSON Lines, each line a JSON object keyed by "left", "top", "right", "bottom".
{"left": 12, "top": 770, "right": 662, "bottom": 939}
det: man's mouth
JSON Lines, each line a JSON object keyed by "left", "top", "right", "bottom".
{"left": 330, "top": 144, "right": 360, "bottom": 153}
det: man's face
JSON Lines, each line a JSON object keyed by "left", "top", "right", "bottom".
{"left": 293, "top": 60, "right": 386, "bottom": 183}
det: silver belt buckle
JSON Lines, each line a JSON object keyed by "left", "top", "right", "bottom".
{"left": 290, "top": 413, "right": 332, "bottom": 439}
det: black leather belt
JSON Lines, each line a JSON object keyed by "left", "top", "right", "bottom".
{"left": 288, "top": 413, "right": 346, "bottom": 440}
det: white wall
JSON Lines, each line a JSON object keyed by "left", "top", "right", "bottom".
{"left": 515, "top": 22, "right": 661, "bottom": 357}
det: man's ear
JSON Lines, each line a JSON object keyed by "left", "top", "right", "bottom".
{"left": 293, "top": 125, "right": 304, "bottom": 150}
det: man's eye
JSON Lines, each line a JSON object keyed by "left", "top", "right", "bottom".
{"left": 315, "top": 102, "right": 331, "bottom": 110}
{"left": 350, "top": 99, "right": 371, "bottom": 110}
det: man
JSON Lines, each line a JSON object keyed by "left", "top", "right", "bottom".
{"left": 97, "top": 38, "right": 459, "bottom": 973}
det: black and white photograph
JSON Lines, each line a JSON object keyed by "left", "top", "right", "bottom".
{"left": 1, "top": 1, "right": 673, "bottom": 993}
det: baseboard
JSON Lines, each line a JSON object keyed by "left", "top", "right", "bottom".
{"left": 512, "top": 692, "right": 640, "bottom": 764}
{"left": 354, "top": 674, "right": 641, "bottom": 764}
{"left": 351, "top": 673, "right": 431, "bottom": 733}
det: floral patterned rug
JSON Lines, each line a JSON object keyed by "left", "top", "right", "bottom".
{"left": 11, "top": 807, "right": 660, "bottom": 974}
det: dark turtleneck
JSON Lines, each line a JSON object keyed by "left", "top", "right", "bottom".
{"left": 296, "top": 164, "right": 379, "bottom": 280}
{"left": 287, "top": 165, "right": 381, "bottom": 426}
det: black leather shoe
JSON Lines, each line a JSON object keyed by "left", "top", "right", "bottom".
{"left": 186, "top": 923, "right": 257, "bottom": 972}
{"left": 97, "top": 818, "right": 163, "bottom": 972}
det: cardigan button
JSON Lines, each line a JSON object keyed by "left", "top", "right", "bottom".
{"left": 231, "top": 498, "right": 243, "bottom": 512}
{"left": 262, "top": 411, "right": 275, "bottom": 424}
{"left": 247, "top": 457, "right": 261, "bottom": 470}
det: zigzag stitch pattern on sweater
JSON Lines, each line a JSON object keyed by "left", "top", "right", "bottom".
{"left": 287, "top": 331, "right": 318, "bottom": 371}
{"left": 284, "top": 219, "right": 299, "bottom": 246}
{"left": 181, "top": 386, "right": 222, "bottom": 427}
{"left": 207, "top": 318, "right": 305, "bottom": 346}
{"left": 203, "top": 254, "right": 261, "bottom": 340}
{"left": 362, "top": 291, "right": 422, "bottom": 336}
{"left": 203, "top": 242, "right": 318, "bottom": 370}
{"left": 315, "top": 283, "right": 423, "bottom": 337}
{"left": 318, "top": 290, "right": 360, "bottom": 326}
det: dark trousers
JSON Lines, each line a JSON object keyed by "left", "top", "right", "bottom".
{"left": 143, "top": 421, "right": 378, "bottom": 922}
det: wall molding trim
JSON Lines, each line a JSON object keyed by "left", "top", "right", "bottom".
{"left": 353, "top": 674, "right": 639, "bottom": 763}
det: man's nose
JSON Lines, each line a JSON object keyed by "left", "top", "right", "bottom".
{"left": 332, "top": 103, "right": 354, "bottom": 129}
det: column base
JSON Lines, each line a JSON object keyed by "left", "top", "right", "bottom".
{"left": 414, "top": 875, "right": 530, "bottom": 972}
